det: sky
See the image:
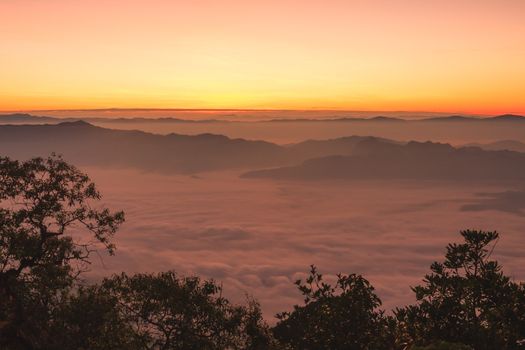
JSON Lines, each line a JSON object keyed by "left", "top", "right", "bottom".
{"left": 1, "top": 0, "right": 524, "bottom": 114}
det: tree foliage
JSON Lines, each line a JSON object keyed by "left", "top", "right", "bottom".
{"left": 273, "top": 265, "right": 395, "bottom": 349}
{"left": 397, "top": 230, "right": 525, "bottom": 349}
{"left": 99, "top": 271, "right": 276, "bottom": 350}
{"left": 410, "top": 341, "right": 473, "bottom": 350}
{"left": 47, "top": 284, "right": 140, "bottom": 350}
{"left": 0, "top": 155, "right": 124, "bottom": 348}
{"left": 46, "top": 272, "right": 276, "bottom": 350}
{"left": 0, "top": 155, "right": 274, "bottom": 350}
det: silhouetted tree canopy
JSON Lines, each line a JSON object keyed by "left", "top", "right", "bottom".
{"left": 46, "top": 272, "right": 276, "bottom": 350}
{"left": 396, "top": 230, "right": 525, "bottom": 350}
{"left": 0, "top": 155, "right": 124, "bottom": 349}
{"left": 410, "top": 341, "right": 473, "bottom": 350}
{"left": 0, "top": 155, "right": 274, "bottom": 350}
{"left": 47, "top": 284, "right": 140, "bottom": 349}
{"left": 99, "top": 271, "right": 276, "bottom": 350}
{"left": 273, "top": 265, "right": 395, "bottom": 349}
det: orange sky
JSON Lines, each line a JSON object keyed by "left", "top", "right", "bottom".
{"left": 1, "top": 0, "right": 524, "bottom": 114}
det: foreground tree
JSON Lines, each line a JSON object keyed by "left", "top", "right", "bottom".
{"left": 47, "top": 284, "right": 140, "bottom": 349}
{"left": 273, "top": 265, "right": 395, "bottom": 349}
{"left": 48, "top": 272, "right": 277, "bottom": 350}
{"left": 100, "top": 271, "right": 277, "bottom": 350}
{"left": 0, "top": 155, "right": 124, "bottom": 348}
{"left": 396, "top": 230, "right": 525, "bottom": 350}
{"left": 0, "top": 155, "right": 276, "bottom": 349}
{"left": 410, "top": 341, "right": 473, "bottom": 350}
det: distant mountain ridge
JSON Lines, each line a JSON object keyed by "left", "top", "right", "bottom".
{"left": 0, "top": 121, "right": 392, "bottom": 173}
{"left": 0, "top": 121, "right": 282, "bottom": 173}
{"left": 242, "top": 139, "right": 525, "bottom": 181}
{"left": 1, "top": 113, "right": 524, "bottom": 124}
{"left": 464, "top": 140, "right": 525, "bottom": 153}
{"left": 0, "top": 113, "right": 223, "bottom": 124}
{"left": 2, "top": 121, "right": 525, "bottom": 181}
{"left": 0, "top": 113, "right": 60, "bottom": 123}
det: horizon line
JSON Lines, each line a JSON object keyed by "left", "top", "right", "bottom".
{"left": 0, "top": 107, "right": 496, "bottom": 116}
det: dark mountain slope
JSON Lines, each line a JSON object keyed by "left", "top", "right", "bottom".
{"left": 464, "top": 140, "right": 525, "bottom": 153}
{"left": 285, "top": 136, "right": 401, "bottom": 159}
{"left": 0, "top": 121, "right": 285, "bottom": 173}
{"left": 0, "top": 122, "right": 392, "bottom": 173}
{"left": 242, "top": 139, "right": 525, "bottom": 181}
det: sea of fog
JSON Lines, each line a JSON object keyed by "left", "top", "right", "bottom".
{"left": 79, "top": 168, "right": 525, "bottom": 320}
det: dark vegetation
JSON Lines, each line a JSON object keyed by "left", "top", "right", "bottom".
{"left": 1, "top": 155, "right": 524, "bottom": 349}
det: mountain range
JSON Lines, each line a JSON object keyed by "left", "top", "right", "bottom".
{"left": 463, "top": 140, "right": 525, "bottom": 153}
{"left": 1, "top": 121, "right": 525, "bottom": 182}
{"left": 0, "top": 121, "right": 388, "bottom": 173}
{"left": 242, "top": 139, "right": 525, "bottom": 181}
{"left": 1, "top": 113, "right": 525, "bottom": 124}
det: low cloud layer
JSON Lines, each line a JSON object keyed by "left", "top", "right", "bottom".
{"left": 82, "top": 168, "right": 525, "bottom": 320}
{"left": 462, "top": 190, "right": 525, "bottom": 216}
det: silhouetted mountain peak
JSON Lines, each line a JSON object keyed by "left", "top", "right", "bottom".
{"left": 406, "top": 140, "right": 454, "bottom": 150}
{"left": 352, "top": 137, "right": 400, "bottom": 154}
{"left": 242, "top": 139, "right": 525, "bottom": 181}
{"left": 491, "top": 114, "right": 525, "bottom": 121}
{"left": 56, "top": 120, "right": 94, "bottom": 127}
{"left": 194, "top": 133, "right": 231, "bottom": 140}
{"left": 0, "top": 113, "right": 60, "bottom": 123}
{"left": 424, "top": 115, "right": 476, "bottom": 122}
{"left": 3, "top": 113, "right": 31, "bottom": 118}
{"left": 369, "top": 116, "right": 405, "bottom": 122}
{"left": 463, "top": 140, "right": 525, "bottom": 153}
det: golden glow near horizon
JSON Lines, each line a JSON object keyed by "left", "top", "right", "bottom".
{"left": 1, "top": 0, "right": 524, "bottom": 114}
